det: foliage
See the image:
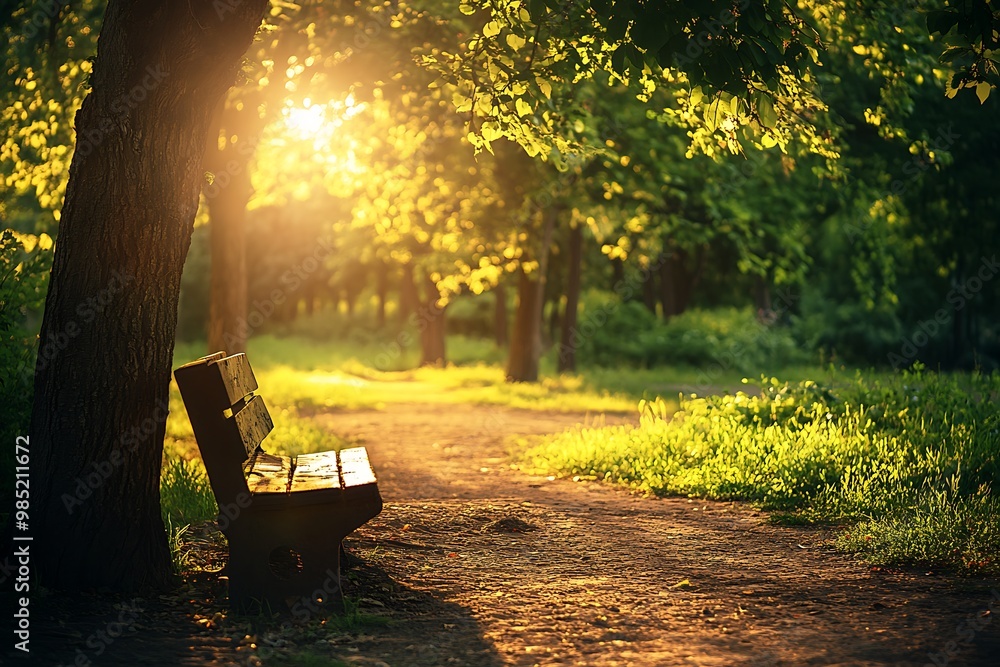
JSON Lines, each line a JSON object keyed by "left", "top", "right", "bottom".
{"left": 519, "top": 367, "right": 1000, "bottom": 573}
{"left": 575, "top": 295, "right": 808, "bottom": 369}
{"left": 0, "top": 230, "right": 52, "bottom": 500}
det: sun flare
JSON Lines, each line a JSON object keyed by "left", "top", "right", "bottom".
{"left": 280, "top": 94, "right": 364, "bottom": 145}
{"left": 284, "top": 104, "right": 327, "bottom": 138}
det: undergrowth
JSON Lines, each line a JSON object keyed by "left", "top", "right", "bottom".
{"left": 519, "top": 365, "right": 1000, "bottom": 574}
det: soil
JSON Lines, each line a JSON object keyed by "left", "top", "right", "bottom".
{"left": 6, "top": 401, "right": 1000, "bottom": 666}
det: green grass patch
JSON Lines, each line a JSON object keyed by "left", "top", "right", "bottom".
{"left": 518, "top": 366, "right": 1000, "bottom": 574}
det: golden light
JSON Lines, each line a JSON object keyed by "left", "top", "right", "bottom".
{"left": 280, "top": 95, "right": 365, "bottom": 148}
{"left": 284, "top": 104, "right": 326, "bottom": 138}
{"left": 252, "top": 94, "right": 370, "bottom": 207}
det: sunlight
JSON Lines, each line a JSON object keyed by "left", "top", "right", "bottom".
{"left": 284, "top": 104, "right": 326, "bottom": 138}
{"left": 280, "top": 94, "right": 365, "bottom": 147}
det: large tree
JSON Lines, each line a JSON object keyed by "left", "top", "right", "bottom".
{"left": 24, "top": 0, "right": 268, "bottom": 591}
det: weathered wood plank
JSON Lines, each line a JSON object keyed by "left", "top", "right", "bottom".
{"left": 232, "top": 395, "right": 273, "bottom": 455}
{"left": 177, "top": 351, "right": 226, "bottom": 371}
{"left": 339, "top": 447, "right": 378, "bottom": 488}
{"left": 290, "top": 451, "right": 343, "bottom": 493}
{"left": 244, "top": 452, "right": 292, "bottom": 495}
{"left": 212, "top": 353, "right": 259, "bottom": 405}
{"left": 174, "top": 356, "right": 253, "bottom": 504}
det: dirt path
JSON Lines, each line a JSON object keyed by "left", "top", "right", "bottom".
{"left": 8, "top": 401, "right": 998, "bottom": 667}
{"left": 313, "top": 403, "right": 1000, "bottom": 667}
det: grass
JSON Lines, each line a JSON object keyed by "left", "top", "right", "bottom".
{"left": 165, "top": 335, "right": 999, "bottom": 576}
{"left": 163, "top": 332, "right": 758, "bottom": 570}
{"left": 518, "top": 365, "right": 1000, "bottom": 574}
{"left": 160, "top": 334, "right": 836, "bottom": 512}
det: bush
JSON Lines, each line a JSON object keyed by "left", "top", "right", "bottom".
{"left": 0, "top": 230, "right": 51, "bottom": 502}
{"left": 576, "top": 293, "right": 809, "bottom": 370}
{"left": 520, "top": 367, "right": 1000, "bottom": 573}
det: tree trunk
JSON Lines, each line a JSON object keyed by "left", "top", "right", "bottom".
{"left": 419, "top": 274, "right": 446, "bottom": 366}
{"left": 611, "top": 256, "right": 625, "bottom": 290}
{"left": 376, "top": 261, "right": 387, "bottom": 328}
{"left": 642, "top": 263, "right": 658, "bottom": 314}
{"left": 753, "top": 275, "right": 773, "bottom": 316}
{"left": 658, "top": 252, "right": 678, "bottom": 319}
{"left": 205, "top": 165, "right": 249, "bottom": 352}
{"left": 203, "top": 98, "right": 261, "bottom": 354}
{"left": 547, "top": 294, "right": 560, "bottom": 348}
{"left": 22, "top": 0, "right": 268, "bottom": 592}
{"left": 493, "top": 281, "right": 508, "bottom": 347}
{"left": 558, "top": 222, "right": 583, "bottom": 373}
{"left": 506, "top": 210, "right": 557, "bottom": 382}
{"left": 399, "top": 262, "right": 419, "bottom": 325}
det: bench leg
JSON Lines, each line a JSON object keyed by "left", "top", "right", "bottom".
{"left": 226, "top": 527, "right": 351, "bottom": 615}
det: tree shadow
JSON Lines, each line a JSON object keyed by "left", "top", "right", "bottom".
{"left": 1, "top": 545, "right": 502, "bottom": 666}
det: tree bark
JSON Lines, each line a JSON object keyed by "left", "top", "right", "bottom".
{"left": 753, "top": 275, "right": 773, "bottom": 315}
{"left": 611, "top": 256, "right": 625, "bottom": 291}
{"left": 642, "top": 263, "right": 658, "bottom": 314}
{"left": 419, "top": 273, "right": 446, "bottom": 366}
{"left": 376, "top": 261, "right": 387, "bottom": 328}
{"left": 399, "top": 262, "right": 420, "bottom": 325}
{"left": 505, "top": 209, "right": 557, "bottom": 382}
{"left": 658, "top": 252, "right": 678, "bottom": 319}
{"left": 203, "top": 95, "right": 263, "bottom": 354}
{"left": 547, "top": 293, "right": 560, "bottom": 348}
{"left": 493, "top": 281, "right": 508, "bottom": 347}
{"left": 22, "top": 0, "right": 268, "bottom": 593}
{"left": 557, "top": 222, "right": 583, "bottom": 373}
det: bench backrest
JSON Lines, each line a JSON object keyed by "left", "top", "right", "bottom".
{"left": 174, "top": 352, "right": 275, "bottom": 506}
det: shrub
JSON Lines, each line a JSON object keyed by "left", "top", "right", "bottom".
{"left": 0, "top": 231, "right": 52, "bottom": 502}
{"left": 575, "top": 294, "right": 809, "bottom": 370}
{"left": 520, "top": 367, "right": 1000, "bottom": 573}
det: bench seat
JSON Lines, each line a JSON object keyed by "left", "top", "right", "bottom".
{"left": 244, "top": 448, "right": 380, "bottom": 508}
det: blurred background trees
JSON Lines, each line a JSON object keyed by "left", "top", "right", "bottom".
{"left": 3, "top": 0, "right": 998, "bottom": 401}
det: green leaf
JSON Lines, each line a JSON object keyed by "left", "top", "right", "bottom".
{"left": 926, "top": 10, "right": 959, "bottom": 36}
{"left": 483, "top": 20, "right": 501, "bottom": 38}
{"left": 976, "top": 82, "right": 991, "bottom": 104}
{"left": 757, "top": 93, "right": 777, "bottom": 129}
{"left": 611, "top": 44, "right": 628, "bottom": 73}
{"left": 506, "top": 33, "right": 526, "bottom": 50}
{"left": 939, "top": 46, "right": 967, "bottom": 64}
{"left": 536, "top": 77, "right": 552, "bottom": 99}
{"left": 688, "top": 86, "right": 704, "bottom": 108}
{"left": 704, "top": 96, "right": 725, "bottom": 132}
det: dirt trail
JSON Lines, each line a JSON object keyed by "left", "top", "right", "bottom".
{"left": 314, "top": 402, "right": 1000, "bottom": 667}
{"left": 8, "top": 400, "right": 998, "bottom": 667}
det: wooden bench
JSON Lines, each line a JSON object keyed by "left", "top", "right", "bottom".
{"left": 174, "top": 351, "right": 382, "bottom": 613}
